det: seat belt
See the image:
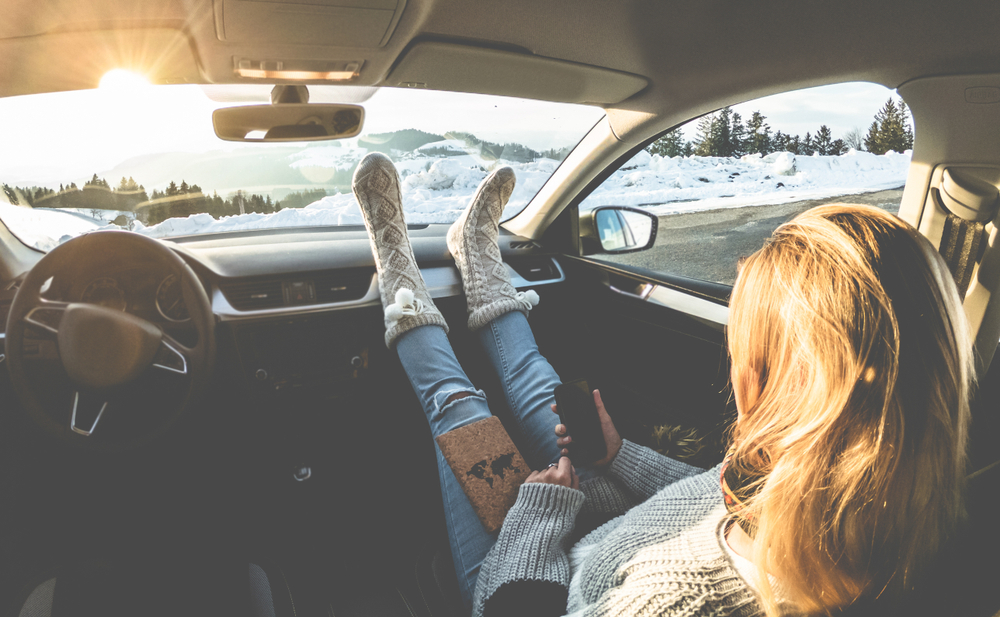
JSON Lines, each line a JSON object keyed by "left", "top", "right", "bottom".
{"left": 938, "top": 212, "right": 986, "bottom": 300}
{"left": 933, "top": 168, "right": 1000, "bottom": 300}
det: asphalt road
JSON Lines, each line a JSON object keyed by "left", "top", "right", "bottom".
{"left": 596, "top": 188, "right": 905, "bottom": 286}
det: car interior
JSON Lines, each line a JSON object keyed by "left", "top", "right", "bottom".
{"left": 1, "top": 1, "right": 1000, "bottom": 615}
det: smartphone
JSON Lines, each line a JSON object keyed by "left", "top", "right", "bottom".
{"left": 554, "top": 379, "right": 606, "bottom": 467}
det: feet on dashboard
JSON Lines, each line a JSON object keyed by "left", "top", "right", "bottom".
{"left": 353, "top": 152, "right": 447, "bottom": 348}
{"left": 447, "top": 166, "right": 537, "bottom": 332}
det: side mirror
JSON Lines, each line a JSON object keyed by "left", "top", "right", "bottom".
{"left": 580, "top": 206, "right": 658, "bottom": 254}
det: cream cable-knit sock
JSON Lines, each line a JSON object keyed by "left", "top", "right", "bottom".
{"left": 353, "top": 152, "right": 448, "bottom": 348}
{"left": 447, "top": 167, "right": 539, "bottom": 332}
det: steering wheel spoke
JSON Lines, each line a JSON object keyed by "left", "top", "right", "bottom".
{"left": 70, "top": 391, "right": 109, "bottom": 437}
{"left": 23, "top": 302, "right": 69, "bottom": 336}
{"left": 6, "top": 230, "right": 215, "bottom": 450}
{"left": 152, "top": 334, "right": 190, "bottom": 375}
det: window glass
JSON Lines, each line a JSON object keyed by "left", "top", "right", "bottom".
{"left": 0, "top": 84, "right": 603, "bottom": 252}
{"left": 580, "top": 83, "right": 914, "bottom": 285}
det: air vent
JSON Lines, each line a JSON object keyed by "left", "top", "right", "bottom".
{"left": 314, "top": 272, "right": 373, "bottom": 303}
{"left": 512, "top": 258, "right": 560, "bottom": 282}
{"left": 221, "top": 280, "right": 284, "bottom": 310}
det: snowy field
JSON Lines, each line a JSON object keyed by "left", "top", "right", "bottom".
{"left": 0, "top": 206, "right": 134, "bottom": 251}
{"left": 0, "top": 144, "right": 910, "bottom": 251}
{"left": 579, "top": 148, "right": 910, "bottom": 214}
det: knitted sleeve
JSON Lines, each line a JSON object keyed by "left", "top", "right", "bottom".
{"left": 472, "top": 482, "right": 586, "bottom": 617}
{"left": 603, "top": 439, "right": 704, "bottom": 502}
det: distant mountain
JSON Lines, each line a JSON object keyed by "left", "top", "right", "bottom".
{"left": 359, "top": 129, "right": 445, "bottom": 154}
{"left": 101, "top": 146, "right": 326, "bottom": 195}
{"left": 8, "top": 129, "right": 542, "bottom": 200}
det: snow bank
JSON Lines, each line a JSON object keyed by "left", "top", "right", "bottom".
{"left": 1, "top": 149, "right": 911, "bottom": 249}
{"left": 134, "top": 155, "right": 561, "bottom": 238}
{"left": 580, "top": 149, "right": 910, "bottom": 215}
{"left": 0, "top": 203, "right": 102, "bottom": 251}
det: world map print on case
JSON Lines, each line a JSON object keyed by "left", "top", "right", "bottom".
{"left": 466, "top": 452, "right": 522, "bottom": 488}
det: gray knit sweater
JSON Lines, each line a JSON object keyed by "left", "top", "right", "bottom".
{"left": 472, "top": 440, "right": 764, "bottom": 617}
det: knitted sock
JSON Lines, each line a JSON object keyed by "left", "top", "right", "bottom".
{"left": 353, "top": 152, "right": 448, "bottom": 348}
{"left": 447, "top": 167, "right": 539, "bottom": 332}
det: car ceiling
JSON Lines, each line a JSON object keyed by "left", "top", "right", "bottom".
{"left": 3, "top": 0, "right": 1000, "bottom": 141}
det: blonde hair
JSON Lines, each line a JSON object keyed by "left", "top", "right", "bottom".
{"left": 727, "top": 204, "right": 974, "bottom": 614}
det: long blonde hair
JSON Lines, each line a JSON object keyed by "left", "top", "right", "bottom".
{"left": 727, "top": 204, "right": 974, "bottom": 614}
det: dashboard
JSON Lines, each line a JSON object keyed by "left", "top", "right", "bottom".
{"left": 0, "top": 225, "right": 566, "bottom": 395}
{"left": 76, "top": 271, "right": 189, "bottom": 323}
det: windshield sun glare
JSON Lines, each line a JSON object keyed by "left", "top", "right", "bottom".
{"left": 0, "top": 86, "right": 604, "bottom": 251}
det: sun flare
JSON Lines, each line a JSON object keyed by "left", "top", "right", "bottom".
{"left": 99, "top": 69, "right": 150, "bottom": 90}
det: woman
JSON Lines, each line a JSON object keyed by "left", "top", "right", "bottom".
{"left": 352, "top": 152, "right": 973, "bottom": 616}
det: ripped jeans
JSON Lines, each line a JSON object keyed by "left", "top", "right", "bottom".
{"left": 395, "top": 311, "right": 567, "bottom": 610}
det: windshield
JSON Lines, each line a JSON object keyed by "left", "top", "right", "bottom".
{"left": 0, "top": 83, "right": 604, "bottom": 251}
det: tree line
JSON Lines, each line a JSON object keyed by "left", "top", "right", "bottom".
{"left": 647, "top": 98, "right": 914, "bottom": 159}
{"left": 2, "top": 175, "right": 329, "bottom": 226}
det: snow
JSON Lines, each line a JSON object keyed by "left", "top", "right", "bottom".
{"left": 133, "top": 154, "right": 561, "bottom": 237}
{"left": 0, "top": 204, "right": 103, "bottom": 251}
{"left": 579, "top": 148, "right": 910, "bottom": 215}
{"left": 1, "top": 150, "right": 910, "bottom": 250}
{"left": 416, "top": 139, "right": 470, "bottom": 154}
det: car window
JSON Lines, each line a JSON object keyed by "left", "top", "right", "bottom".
{"left": 0, "top": 82, "right": 604, "bottom": 252}
{"left": 580, "top": 82, "right": 914, "bottom": 285}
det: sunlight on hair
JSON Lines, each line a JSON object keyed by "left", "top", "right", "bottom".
{"left": 727, "top": 204, "right": 973, "bottom": 616}
{"left": 99, "top": 69, "right": 150, "bottom": 90}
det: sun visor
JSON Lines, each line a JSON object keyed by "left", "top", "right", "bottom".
{"left": 213, "top": 0, "right": 407, "bottom": 47}
{"left": 386, "top": 42, "right": 648, "bottom": 106}
{"left": 0, "top": 28, "right": 201, "bottom": 97}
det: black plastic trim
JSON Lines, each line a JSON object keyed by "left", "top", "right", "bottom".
{"left": 562, "top": 255, "right": 732, "bottom": 306}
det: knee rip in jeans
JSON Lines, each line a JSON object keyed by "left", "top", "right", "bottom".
{"left": 435, "top": 388, "right": 487, "bottom": 416}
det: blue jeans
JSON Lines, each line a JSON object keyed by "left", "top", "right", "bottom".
{"left": 395, "top": 311, "right": 567, "bottom": 611}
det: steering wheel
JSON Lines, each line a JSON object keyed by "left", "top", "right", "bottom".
{"left": 4, "top": 231, "right": 215, "bottom": 451}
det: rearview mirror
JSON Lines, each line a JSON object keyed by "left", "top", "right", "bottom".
{"left": 213, "top": 103, "right": 364, "bottom": 142}
{"left": 580, "top": 206, "right": 658, "bottom": 254}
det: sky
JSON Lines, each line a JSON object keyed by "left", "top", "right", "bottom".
{"left": 702, "top": 82, "right": 902, "bottom": 142}
{"left": 0, "top": 76, "right": 899, "bottom": 187}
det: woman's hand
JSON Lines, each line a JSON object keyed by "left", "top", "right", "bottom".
{"left": 553, "top": 389, "right": 623, "bottom": 469}
{"left": 524, "top": 455, "right": 579, "bottom": 490}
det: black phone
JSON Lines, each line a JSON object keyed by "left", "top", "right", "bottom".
{"left": 554, "top": 379, "right": 606, "bottom": 467}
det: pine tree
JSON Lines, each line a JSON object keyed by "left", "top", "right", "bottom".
{"left": 772, "top": 131, "right": 789, "bottom": 153}
{"left": 802, "top": 132, "right": 814, "bottom": 155}
{"left": 864, "top": 119, "right": 883, "bottom": 154}
{"left": 2, "top": 184, "right": 18, "bottom": 205}
{"left": 746, "top": 112, "right": 772, "bottom": 155}
{"left": 899, "top": 101, "right": 915, "bottom": 151}
{"left": 716, "top": 108, "right": 734, "bottom": 157}
{"left": 730, "top": 112, "right": 746, "bottom": 157}
{"left": 831, "top": 139, "right": 848, "bottom": 155}
{"left": 694, "top": 114, "right": 717, "bottom": 157}
{"left": 864, "top": 98, "right": 914, "bottom": 154}
{"left": 646, "top": 128, "right": 687, "bottom": 157}
{"left": 814, "top": 125, "right": 834, "bottom": 155}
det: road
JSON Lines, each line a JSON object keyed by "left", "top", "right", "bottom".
{"left": 596, "top": 188, "right": 905, "bottom": 285}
